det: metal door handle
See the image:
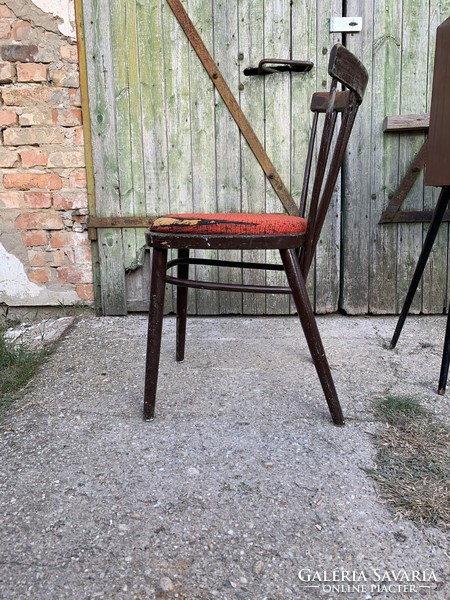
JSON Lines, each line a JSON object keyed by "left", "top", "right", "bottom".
{"left": 244, "top": 58, "right": 313, "bottom": 76}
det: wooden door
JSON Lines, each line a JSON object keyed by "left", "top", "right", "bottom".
{"left": 343, "top": 0, "right": 450, "bottom": 314}
{"left": 82, "top": 0, "right": 342, "bottom": 315}
{"left": 83, "top": 0, "right": 450, "bottom": 316}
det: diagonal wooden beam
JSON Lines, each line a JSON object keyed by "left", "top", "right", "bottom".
{"left": 379, "top": 140, "right": 428, "bottom": 223}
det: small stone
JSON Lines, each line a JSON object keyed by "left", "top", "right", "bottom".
{"left": 253, "top": 560, "right": 265, "bottom": 575}
{"left": 159, "top": 576, "right": 174, "bottom": 592}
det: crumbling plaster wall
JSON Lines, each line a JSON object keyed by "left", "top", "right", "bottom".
{"left": 0, "top": 0, "right": 93, "bottom": 307}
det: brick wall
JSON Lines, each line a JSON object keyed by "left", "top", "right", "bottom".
{"left": 0, "top": 1, "right": 93, "bottom": 307}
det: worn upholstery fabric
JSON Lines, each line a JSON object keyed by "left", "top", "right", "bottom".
{"left": 150, "top": 213, "right": 307, "bottom": 235}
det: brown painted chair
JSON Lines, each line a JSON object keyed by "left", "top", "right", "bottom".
{"left": 144, "top": 43, "right": 368, "bottom": 425}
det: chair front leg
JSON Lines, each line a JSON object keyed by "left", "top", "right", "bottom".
{"left": 144, "top": 247, "right": 168, "bottom": 420}
{"left": 280, "top": 248, "right": 344, "bottom": 426}
{"left": 176, "top": 249, "right": 190, "bottom": 362}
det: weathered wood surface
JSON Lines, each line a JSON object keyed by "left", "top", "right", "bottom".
{"left": 343, "top": 0, "right": 450, "bottom": 315}
{"left": 83, "top": 0, "right": 127, "bottom": 315}
{"left": 342, "top": 0, "right": 373, "bottom": 313}
{"left": 83, "top": 0, "right": 450, "bottom": 316}
{"left": 383, "top": 114, "right": 429, "bottom": 131}
{"left": 85, "top": 0, "right": 342, "bottom": 314}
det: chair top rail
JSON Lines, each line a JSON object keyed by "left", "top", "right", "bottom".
{"left": 328, "top": 43, "right": 368, "bottom": 104}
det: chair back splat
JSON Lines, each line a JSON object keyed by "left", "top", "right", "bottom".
{"left": 143, "top": 8, "right": 368, "bottom": 425}
{"left": 299, "top": 44, "right": 368, "bottom": 278}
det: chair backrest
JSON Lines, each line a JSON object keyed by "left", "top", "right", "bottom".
{"left": 299, "top": 44, "right": 368, "bottom": 277}
{"left": 425, "top": 16, "right": 450, "bottom": 186}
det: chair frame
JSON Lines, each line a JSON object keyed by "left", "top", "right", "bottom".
{"left": 143, "top": 42, "right": 368, "bottom": 426}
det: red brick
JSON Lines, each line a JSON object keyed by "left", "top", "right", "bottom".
{"left": 22, "top": 230, "right": 48, "bottom": 247}
{"left": 24, "top": 192, "right": 52, "bottom": 208}
{"left": 0, "top": 61, "right": 14, "bottom": 82}
{"left": 0, "top": 110, "right": 17, "bottom": 126}
{"left": 75, "top": 127, "right": 84, "bottom": 146}
{"left": 17, "top": 63, "right": 47, "bottom": 82}
{"left": 28, "top": 268, "right": 51, "bottom": 284}
{"left": 52, "top": 107, "right": 82, "bottom": 127}
{"left": 3, "top": 127, "right": 64, "bottom": 146}
{"left": 2, "top": 87, "right": 68, "bottom": 106}
{"left": 12, "top": 21, "right": 31, "bottom": 41}
{"left": 60, "top": 44, "right": 78, "bottom": 62}
{"left": 57, "top": 266, "right": 82, "bottom": 284}
{"left": 50, "top": 66, "right": 79, "bottom": 88}
{"left": 48, "top": 150, "right": 85, "bottom": 168}
{"left": 52, "top": 194, "right": 73, "bottom": 210}
{"left": 19, "top": 108, "right": 53, "bottom": 126}
{"left": 52, "top": 192, "right": 88, "bottom": 211}
{"left": 69, "top": 88, "right": 81, "bottom": 106}
{"left": 0, "top": 22, "right": 11, "bottom": 39}
{"left": 20, "top": 149, "right": 48, "bottom": 167}
{"left": 74, "top": 245, "right": 92, "bottom": 265}
{"left": 76, "top": 284, "right": 94, "bottom": 302}
{"left": 28, "top": 250, "right": 47, "bottom": 267}
{"left": 4, "top": 173, "right": 63, "bottom": 190}
{"left": 0, "top": 191, "right": 22, "bottom": 208}
{"left": 1, "top": 44, "right": 39, "bottom": 62}
{"left": 50, "top": 231, "right": 76, "bottom": 248}
{"left": 15, "top": 212, "right": 64, "bottom": 230}
{"left": 68, "top": 169, "right": 87, "bottom": 188}
{"left": 48, "top": 250, "right": 65, "bottom": 267}
{"left": 0, "top": 5, "right": 15, "bottom": 17}
{"left": 0, "top": 148, "right": 19, "bottom": 167}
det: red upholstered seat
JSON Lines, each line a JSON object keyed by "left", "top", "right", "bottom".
{"left": 150, "top": 213, "right": 307, "bottom": 236}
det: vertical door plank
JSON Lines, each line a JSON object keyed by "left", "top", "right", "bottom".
{"left": 163, "top": 0, "right": 195, "bottom": 313}
{"left": 83, "top": 0, "right": 127, "bottom": 314}
{"left": 138, "top": 0, "right": 169, "bottom": 217}
{"left": 136, "top": 0, "right": 171, "bottom": 312}
{"left": 341, "top": 0, "right": 372, "bottom": 314}
{"left": 238, "top": 0, "right": 267, "bottom": 314}
{"left": 189, "top": 0, "right": 220, "bottom": 315}
{"left": 124, "top": 0, "right": 145, "bottom": 288}
{"left": 110, "top": 0, "right": 136, "bottom": 307}
{"left": 264, "top": 0, "right": 291, "bottom": 315}
{"left": 312, "top": 0, "right": 343, "bottom": 313}
{"left": 110, "top": 0, "right": 145, "bottom": 309}
{"left": 214, "top": 0, "right": 243, "bottom": 314}
{"left": 367, "top": 0, "right": 401, "bottom": 314}
{"left": 291, "top": 0, "right": 317, "bottom": 314}
{"left": 396, "top": 0, "right": 429, "bottom": 314}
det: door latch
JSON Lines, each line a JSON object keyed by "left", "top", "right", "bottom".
{"left": 244, "top": 58, "right": 313, "bottom": 77}
{"left": 329, "top": 17, "right": 362, "bottom": 33}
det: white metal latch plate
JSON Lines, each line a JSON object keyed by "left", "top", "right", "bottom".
{"left": 329, "top": 17, "right": 362, "bottom": 33}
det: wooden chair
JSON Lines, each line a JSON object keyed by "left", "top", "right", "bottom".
{"left": 144, "top": 43, "right": 368, "bottom": 425}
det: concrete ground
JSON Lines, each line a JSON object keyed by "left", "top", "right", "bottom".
{"left": 0, "top": 314, "right": 449, "bottom": 599}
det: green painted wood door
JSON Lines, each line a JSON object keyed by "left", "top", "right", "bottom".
{"left": 83, "top": 0, "right": 450, "bottom": 316}
{"left": 343, "top": 0, "right": 450, "bottom": 314}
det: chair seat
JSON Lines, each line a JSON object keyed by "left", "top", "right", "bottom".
{"left": 150, "top": 213, "right": 308, "bottom": 236}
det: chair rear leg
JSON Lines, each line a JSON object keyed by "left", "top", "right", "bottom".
{"left": 144, "top": 247, "right": 168, "bottom": 420}
{"left": 176, "top": 249, "right": 189, "bottom": 362}
{"left": 280, "top": 248, "right": 344, "bottom": 425}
